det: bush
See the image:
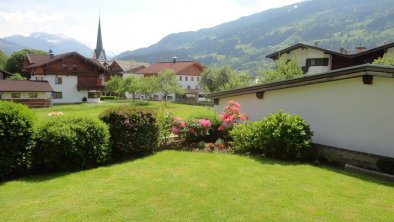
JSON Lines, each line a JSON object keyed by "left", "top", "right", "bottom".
{"left": 100, "top": 106, "right": 159, "bottom": 160}
{"left": 187, "top": 112, "right": 224, "bottom": 142}
{"left": 31, "top": 117, "right": 110, "bottom": 173}
{"left": 0, "top": 101, "right": 35, "bottom": 180}
{"left": 230, "top": 121, "right": 263, "bottom": 153}
{"left": 100, "top": 96, "right": 118, "bottom": 101}
{"left": 230, "top": 111, "right": 313, "bottom": 159}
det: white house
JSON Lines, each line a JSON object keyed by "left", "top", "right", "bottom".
{"left": 22, "top": 52, "right": 110, "bottom": 104}
{"left": 208, "top": 64, "right": 394, "bottom": 159}
{"left": 132, "top": 59, "right": 204, "bottom": 101}
{"left": 266, "top": 42, "right": 394, "bottom": 75}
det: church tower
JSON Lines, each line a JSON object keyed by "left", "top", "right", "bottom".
{"left": 93, "top": 16, "right": 107, "bottom": 61}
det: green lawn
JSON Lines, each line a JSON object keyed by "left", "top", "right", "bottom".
{"left": 32, "top": 100, "right": 213, "bottom": 122}
{"left": 0, "top": 151, "right": 393, "bottom": 221}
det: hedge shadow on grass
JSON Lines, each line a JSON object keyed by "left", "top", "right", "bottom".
{"left": 248, "top": 155, "right": 394, "bottom": 187}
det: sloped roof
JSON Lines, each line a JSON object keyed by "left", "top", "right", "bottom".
{"left": 208, "top": 64, "right": 394, "bottom": 99}
{"left": 266, "top": 43, "right": 349, "bottom": 60}
{"left": 136, "top": 61, "right": 203, "bottom": 75}
{"left": 112, "top": 60, "right": 149, "bottom": 73}
{"left": 26, "top": 54, "right": 51, "bottom": 64}
{"left": 0, "top": 80, "right": 54, "bottom": 92}
{"left": 25, "top": 52, "right": 106, "bottom": 70}
{"left": 266, "top": 42, "right": 394, "bottom": 60}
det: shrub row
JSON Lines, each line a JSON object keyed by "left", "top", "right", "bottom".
{"left": 100, "top": 96, "right": 118, "bottom": 100}
{"left": 32, "top": 117, "right": 110, "bottom": 173}
{"left": 0, "top": 101, "right": 35, "bottom": 180}
{"left": 230, "top": 111, "right": 313, "bottom": 160}
{"left": 99, "top": 106, "right": 160, "bottom": 160}
{"left": 0, "top": 101, "right": 160, "bottom": 180}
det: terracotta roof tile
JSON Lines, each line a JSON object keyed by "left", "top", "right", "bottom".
{"left": 0, "top": 80, "right": 54, "bottom": 92}
{"left": 136, "top": 61, "right": 203, "bottom": 76}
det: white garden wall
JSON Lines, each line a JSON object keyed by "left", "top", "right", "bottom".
{"left": 215, "top": 76, "right": 394, "bottom": 158}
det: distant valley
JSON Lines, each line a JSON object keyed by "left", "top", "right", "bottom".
{"left": 114, "top": 0, "right": 394, "bottom": 73}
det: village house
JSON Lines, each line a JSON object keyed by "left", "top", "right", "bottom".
{"left": 0, "top": 79, "right": 53, "bottom": 107}
{"left": 266, "top": 42, "right": 394, "bottom": 75}
{"left": 22, "top": 51, "right": 109, "bottom": 104}
{"left": 134, "top": 58, "right": 204, "bottom": 101}
{"left": 110, "top": 60, "right": 148, "bottom": 77}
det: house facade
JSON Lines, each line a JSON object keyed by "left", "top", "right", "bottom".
{"left": 208, "top": 65, "right": 394, "bottom": 160}
{"left": 0, "top": 80, "right": 53, "bottom": 107}
{"left": 23, "top": 52, "right": 109, "bottom": 104}
{"left": 134, "top": 59, "right": 204, "bottom": 101}
{"left": 266, "top": 42, "right": 394, "bottom": 75}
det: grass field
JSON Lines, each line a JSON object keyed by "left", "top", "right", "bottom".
{"left": 32, "top": 100, "right": 214, "bottom": 122}
{"left": 0, "top": 151, "right": 393, "bottom": 221}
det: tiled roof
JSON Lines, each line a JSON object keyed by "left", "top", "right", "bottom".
{"left": 111, "top": 60, "right": 149, "bottom": 73}
{"left": 0, "top": 80, "right": 54, "bottom": 92}
{"left": 25, "top": 52, "right": 106, "bottom": 70}
{"left": 26, "top": 54, "right": 51, "bottom": 64}
{"left": 136, "top": 61, "right": 203, "bottom": 76}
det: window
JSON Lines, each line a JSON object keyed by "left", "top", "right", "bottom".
{"left": 195, "top": 85, "right": 199, "bottom": 89}
{"left": 53, "top": 92, "right": 62, "bottom": 99}
{"left": 73, "top": 64, "right": 78, "bottom": 72}
{"left": 191, "top": 77, "right": 194, "bottom": 81}
{"left": 55, "top": 77, "right": 62, "bottom": 84}
{"left": 35, "top": 76, "right": 44, "bottom": 81}
{"left": 11, "top": 93, "right": 20, "bottom": 98}
{"left": 179, "top": 76, "right": 182, "bottom": 81}
{"left": 306, "top": 58, "right": 329, "bottom": 67}
{"left": 167, "top": 96, "right": 173, "bottom": 100}
{"left": 62, "top": 64, "right": 67, "bottom": 71}
{"left": 187, "top": 85, "right": 191, "bottom": 89}
{"left": 88, "top": 92, "right": 100, "bottom": 98}
{"left": 29, "top": 93, "right": 38, "bottom": 98}
{"left": 197, "top": 77, "right": 200, "bottom": 81}
{"left": 185, "top": 76, "right": 188, "bottom": 81}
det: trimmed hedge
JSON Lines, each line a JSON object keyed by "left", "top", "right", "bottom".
{"left": 31, "top": 117, "right": 110, "bottom": 173}
{"left": 100, "top": 96, "right": 118, "bottom": 101}
{"left": 230, "top": 111, "right": 313, "bottom": 160}
{"left": 0, "top": 101, "right": 35, "bottom": 180}
{"left": 100, "top": 106, "right": 159, "bottom": 160}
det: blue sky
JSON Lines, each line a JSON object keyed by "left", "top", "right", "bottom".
{"left": 0, "top": 0, "right": 304, "bottom": 53}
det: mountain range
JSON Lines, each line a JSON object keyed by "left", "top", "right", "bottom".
{"left": 114, "top": 0, "right": 394, "bottom": 73}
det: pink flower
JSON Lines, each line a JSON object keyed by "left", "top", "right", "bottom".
{"left": 239, "top": 115, "right": 248, "bottom": 121}
{"left": 218, "top": 125, "right": 226, "bottom": 131}
{"left": 174, "top": 117, "right": 182, "bottom": 121}
{"left": 179, "top": 121, "right": 186, "bottom": 128}
{"left": 172, "top": 127, "right": 180, "bottom": 134}
{"left": 198, "top": 119, "right": 211, "bottom": 127}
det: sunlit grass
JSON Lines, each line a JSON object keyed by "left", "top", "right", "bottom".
{"left": 32, "top": 100, "right": 214, "bottom": 123}
{"left": 0, "top": 151, "right": 393, "bottom": 221}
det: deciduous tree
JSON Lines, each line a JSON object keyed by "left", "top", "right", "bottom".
{"left": 5, "top": 49, "right": 47, "bottom": 78}
{"left": 259, "top": 56, "right": 303, "bottom": 83}
{"left": 156, "top": 69, "right": 184, "bottom": 101}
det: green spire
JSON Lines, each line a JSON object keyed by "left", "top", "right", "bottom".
{"left": 94, "top": 16, "right": 107, "bottom": 61}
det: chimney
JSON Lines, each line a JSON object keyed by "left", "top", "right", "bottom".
{"left": 356, "top": 46, "right": 367, "bottom": 53}
{"left": 49, "top": 49, "right": 54, "bottom": 59}
{"left": 314, "top": 41, "right": 320, "bottom": 47}
{"left": 173, "top": 56, "right": 177, "bottom": 63}
{"left": 339, "top": 47, "right": 345, "bottom": 53}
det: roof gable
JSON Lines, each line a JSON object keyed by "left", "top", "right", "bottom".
{"left": 136, "top": 61, "right": 204, "bottom": 76}
{"left": 0, "top": 80, "right": 54, "bottom": 92}
{"left": 25, "top": 52, "right": 106, "bottom": 70}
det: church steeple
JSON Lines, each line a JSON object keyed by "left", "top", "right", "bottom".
{"left": 93, "top": 15, "right": 107, "bottom": 61}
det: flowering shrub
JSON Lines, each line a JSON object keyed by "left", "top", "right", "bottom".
{"left": 219, "top": 101, "right": 248, "bottom": 131}
{"left": 172, "top": 117, "right": 212, "bottom": 142}
{"left": 172, "top": 117, "right": 186, "bottom": 136}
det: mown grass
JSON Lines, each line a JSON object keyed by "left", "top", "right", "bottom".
{"left": 0, "top": 151, "right": 393, "bottom": 221}
{"left": 32, "top": 100, "right": 214, "bottom": 123}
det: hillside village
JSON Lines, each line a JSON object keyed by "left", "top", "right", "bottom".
{"left": 0, "top": 1, "right": 393, "bottom": 220}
